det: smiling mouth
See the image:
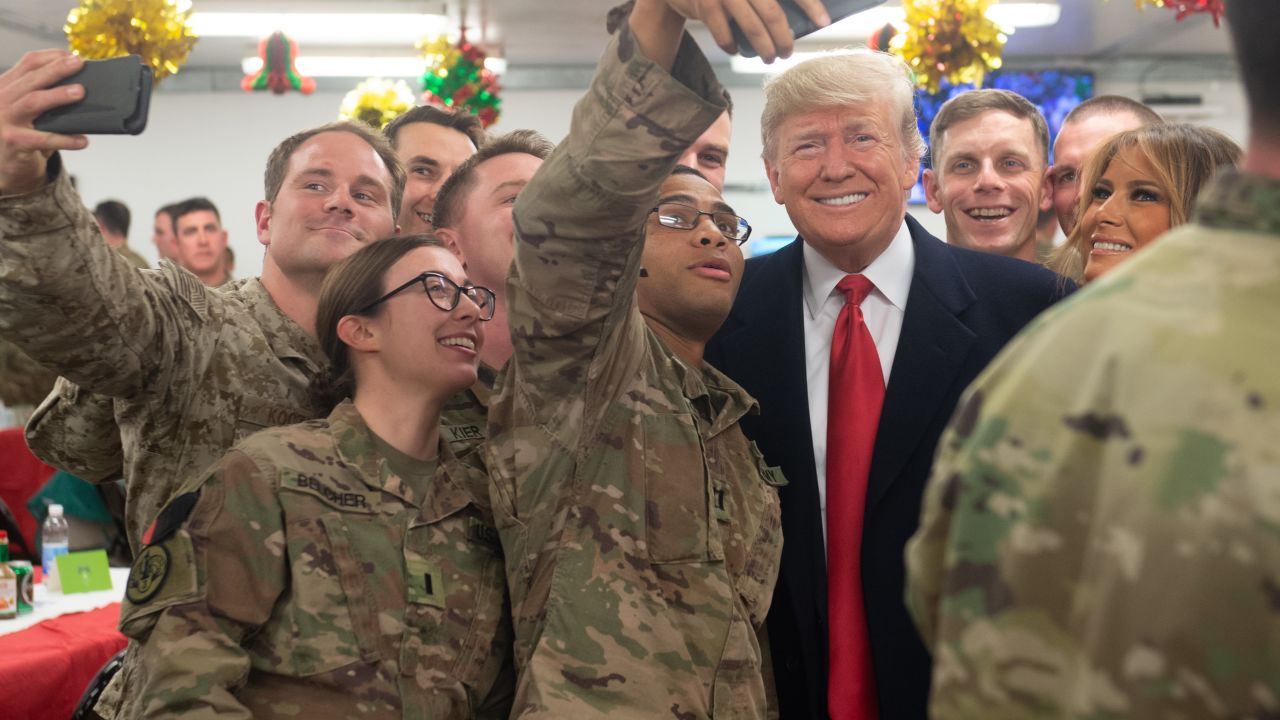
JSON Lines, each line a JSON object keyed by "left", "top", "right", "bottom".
{"left": 439, "top": 336, "right": 476, "bottom": 351}
{"left": 416, "top": 212, "right": 432, "bottom": 226}
{"left": 966, "top": 207, "right": 1013, "bottom": 220}
{"left": 817, "top": 193, "right": 868, "bottom": 207}
{"left": 1091, "top": 240, "right": 1132, "bottom": 253}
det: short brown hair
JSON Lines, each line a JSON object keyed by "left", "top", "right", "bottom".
{"left": 315, "top": 233, "right": 449, "bottom": 405}
{"left": 930, "top": 89, "right": 1050, "bottom": 170}
{"left": 263, "top": 120, "right": 406, "bottom": 223}
{"left": 432, "top": 129, "right": 554, "bottom": 230}
{"left": 383, "top": 105, "right": 487, "bottom": 150}
{"left": 1061, "top": 94, "right": 1163, "bottom": 129}
{"left": 1049, "top": 122, "right": 1241, "bottom": 282}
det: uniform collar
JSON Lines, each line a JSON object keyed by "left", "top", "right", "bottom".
{"left": 655, "top": 329, "right": 759, "bottom": 438}
{"left": 327, "top": 399, "right": 482, "bottom": 517}
{"left": 801, "top": 218, "right": 914, "bottom": 320}
{"left": 236, "top": 278, "right": 327, "bottom": 369}
{"left": 1194, "top": 170, "right": 1280, "bottom": 237}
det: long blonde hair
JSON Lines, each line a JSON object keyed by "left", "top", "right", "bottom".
{"left": 1048, "top": 123, "right": 1241, "bottom": 282}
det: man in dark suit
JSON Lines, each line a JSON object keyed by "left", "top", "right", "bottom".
{"left": 706, "top": 51, "right": 1072, "bottom": 720}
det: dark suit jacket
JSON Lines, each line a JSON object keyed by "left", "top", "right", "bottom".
{"left": 706, "top": 215, "right": 1072, "bottom": 719}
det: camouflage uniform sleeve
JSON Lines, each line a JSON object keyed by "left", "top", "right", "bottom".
{"left": 123, "top": 450, "right": 287, "bottom": 719}
{"left": 0, "top": 155, "right": 202, "bottom": 398}
{"left": 0, "top": 337, "right": 57, "bottom": 407}
{"left": 24, "top": 377, "right": 123, "bottom": 482}
{"left": 505, "top": 22, "right": 726, "bottom": 432}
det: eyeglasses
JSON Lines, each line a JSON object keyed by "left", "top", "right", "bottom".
{"left": 649, "top": 202, "right": 752, "bottom": 245}
{"left": 358, "top": 271, "right": 496, "bottom": 321}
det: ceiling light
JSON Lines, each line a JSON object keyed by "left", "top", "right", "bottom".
{"left": 732, "top": 1, "right": 1061, "bottom": 74}
{"left": 241, "top": 56, "right": 507, "bottom": 78}
{"left": 800, "top": 0, "right": 1060, "bottom": 42}
{"left": 192, "top": 12, "right": 448, "bottom": 45}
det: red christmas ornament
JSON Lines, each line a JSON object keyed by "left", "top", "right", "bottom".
{"left": 241, "top": 31, "right": 316, "bottom": 95}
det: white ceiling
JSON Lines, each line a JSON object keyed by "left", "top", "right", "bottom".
{"left": 0, "top": 0, "right": 1233, "bottom": 84}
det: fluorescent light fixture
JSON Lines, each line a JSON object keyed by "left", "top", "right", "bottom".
{"left": 242, "top": 56, "right": 507, "bottom": 78}
{"left": 192, "top": 12, "right": 448, "bottom": 45}
{"left": 732, "top": 1, "right": 1060, "bottom": 74}
{"left": 802, "top": 0, "right": 1060, "bottom": 42}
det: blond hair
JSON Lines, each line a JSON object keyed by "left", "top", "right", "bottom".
{"left": 1048, "top": 123, "right": 1241, "bottom": 282}
{"left": 761, "top": 50, "right": 925, "bottom": 163}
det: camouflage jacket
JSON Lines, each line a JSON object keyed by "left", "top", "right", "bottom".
{"left": 0, "top": 337, "right": 57, "bottom": 407}
{"left": 905, "top": 170, "right": 1280, "bottom": 719}
{"left": 484, "top": 27, "right": 784, "bottom": 719}
{"left": 0, "top": 157, "right": 329, "bottom": 553}
{"left": 120, "top": 400, "right": 513, "bottom": 719}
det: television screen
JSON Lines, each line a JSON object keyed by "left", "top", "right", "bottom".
{"left": 909, "top": 69, "right": 1095, "bottom": 203}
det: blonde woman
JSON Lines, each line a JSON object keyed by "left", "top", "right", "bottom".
{"left": 1050, "top": 123, "right": 1240, "bottom": 284}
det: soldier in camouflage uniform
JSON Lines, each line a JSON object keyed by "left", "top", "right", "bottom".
{"left": 123, "top": 236, "right": 513, "bottom": 718}
{"left": 0, "top": 51, "right": 405, "bottom": 719}
{"left": 483, "top": 1, "right": 814, "bottom": 716}
{"left": 905, "top": 3, "right": 1280, "bottom": 717}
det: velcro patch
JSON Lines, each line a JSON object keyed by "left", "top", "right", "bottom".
{"left": 282, "top": 474, "right": 375, "bottom": 513}
{"left": 142, "top": 490, "right": 201, "bottom": 546}
{"left": 405, "top": 555, "right": 446, "bottom": 609}
{"left": 126, "top": 544, "right": 170, "bottom": 604}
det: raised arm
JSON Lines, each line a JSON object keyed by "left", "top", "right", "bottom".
{"left": 0, "top": 52, "right": 207, "bottom": 398}
{"left": 503, "top": 0, "right": 727, "bottom": 423}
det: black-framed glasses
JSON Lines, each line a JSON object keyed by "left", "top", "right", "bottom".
{"left": 358, "top": 272, "right": 496, "bottom": 321}
{"left": 649, "top": 202, "right": 752, "bottom": 245}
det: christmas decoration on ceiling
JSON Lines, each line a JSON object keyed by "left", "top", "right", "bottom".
{"left": 869, "top": 23, "right": 899, "bottom": 53}
{"left": 64, "top": 0, "right": 198, "bottom": 82}
{"left": 338, "top": 78, "right": 416, "bottom": 129}
{"left": 1133, "top": 0, "right": 1225, "bottom": 26}
{"left": 242, "top": 32, "right": 316, "bottom": 94}
{"left": 417, "top": 32, "right": 502, "bottom": 128}
{"left": 891, "top": 0, "right": 1008, "bottom": 95}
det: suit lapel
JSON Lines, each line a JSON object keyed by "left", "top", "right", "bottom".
{"left": 867, "top": 216, "right": 977, "bottom": 507}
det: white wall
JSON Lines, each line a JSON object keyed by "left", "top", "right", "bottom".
{"left": 65, "top": 72, "right": 1247, "bottom": 277}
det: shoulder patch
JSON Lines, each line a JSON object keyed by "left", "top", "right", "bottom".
{"left": 126, "top": 544, "right": 170, "bottom": 604}
{"left": 142, "top": 490, "right": 201, "bottom": 546}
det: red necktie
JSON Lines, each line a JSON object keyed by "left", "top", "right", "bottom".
{"left": 826, "top": 274, "right": 884, "bottom": 719}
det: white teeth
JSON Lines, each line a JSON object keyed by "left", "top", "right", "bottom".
{"left": 417, "top": 212, "right": 432, "bottom": 224}
{"left": 1092, "top": 241, "right": 1131, "bottom": 253}
{"left": 817, "top": 193, "right": 867, "bottom": 206}
{"left": 967, "top": 208, "right": 1011, "bottom": 218}
{"left": 440, "top": 337, "right": 475, "bottom": 350}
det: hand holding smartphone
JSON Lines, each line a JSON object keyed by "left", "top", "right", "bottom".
{"left": 33, "top": 55, "right": 152, "bottom": 135}
{"left": 729, "top": 0, "right": 883, "bottom": 59}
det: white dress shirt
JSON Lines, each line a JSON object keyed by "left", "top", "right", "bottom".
{"left": 802, "top": 220, "right": 916, "bottom": 544}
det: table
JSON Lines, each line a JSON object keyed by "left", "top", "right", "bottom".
{"left": 0, "top": 567, "right": 131, "bottom": 720}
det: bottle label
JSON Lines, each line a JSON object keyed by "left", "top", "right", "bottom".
{"left": 0, "top": 577, "right": 16, "bottom": 617}
{"left": 42, "top": 544, "right": 69, "bottom": 590}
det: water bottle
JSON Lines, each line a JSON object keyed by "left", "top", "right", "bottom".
{"left": 42, "top": 504, "right": 70, "bottom": 593}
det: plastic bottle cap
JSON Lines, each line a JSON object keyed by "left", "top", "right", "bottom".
{"left": 49, "top": 504, "right": 64, "bottom": 517}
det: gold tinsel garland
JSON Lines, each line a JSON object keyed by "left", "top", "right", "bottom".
{"left": 65, "top": 0, "right": 198, "bottom": 82}
{"left": 338, "top": 79, "right": 416, "bottom": 130}
{"left": 891, "top": 0, "right": 1008, "bottom": 94}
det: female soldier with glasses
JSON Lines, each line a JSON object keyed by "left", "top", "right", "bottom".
{"left": 118, "top": 234, "right": 513, "bottom": 719}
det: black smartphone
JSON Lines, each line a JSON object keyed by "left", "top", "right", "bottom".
{"left": 33, "top": 55, "right": 153, "bottom": 135}
{"left": 730, "top": 0, "right": 884, "bottom": 58}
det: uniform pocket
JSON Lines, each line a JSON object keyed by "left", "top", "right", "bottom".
{"left": 272, "top": 512, "right": 377, "bottom": 675}
{"left": 401, "top": 502, "right": 510, "bottom": 701}
{"left": 643, "top": 413, "right": 713, "bottom": 564}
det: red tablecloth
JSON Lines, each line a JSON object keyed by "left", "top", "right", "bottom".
{"left": 0, "top": 603, "right": 127, "bottom": 720}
